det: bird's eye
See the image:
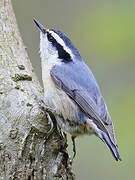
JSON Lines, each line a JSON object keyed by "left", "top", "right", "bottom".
{"left": 49, "top": 36, "right": 53, "bottom": 41}
{"left": 47, "top": 33, "right": 54, "bottom": 42}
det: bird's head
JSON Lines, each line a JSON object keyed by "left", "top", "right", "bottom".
{"left": 34, "top": 19, "right": 81, "bottom": 65}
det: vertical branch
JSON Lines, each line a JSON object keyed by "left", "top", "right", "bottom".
{"left": 0, "top": 0, "right": 75, "bottom": 179}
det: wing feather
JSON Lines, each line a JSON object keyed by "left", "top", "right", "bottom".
{"left": 50, "top": 61, "right": 117, "bottom": 146}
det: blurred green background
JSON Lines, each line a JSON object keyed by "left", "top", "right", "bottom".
{"left": 12, "top": 0, "right": 135, "bottom": 179}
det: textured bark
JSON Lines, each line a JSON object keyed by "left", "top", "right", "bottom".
{"left": 0, "top": 0, "right": 75, "bottom": 179}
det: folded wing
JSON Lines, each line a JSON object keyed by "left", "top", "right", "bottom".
{"left": 50, "top": 60, "right": 117, "bottom": 146}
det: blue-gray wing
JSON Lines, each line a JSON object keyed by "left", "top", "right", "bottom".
{"left": 50, "top": 60, "right": 116, "bottom": 146}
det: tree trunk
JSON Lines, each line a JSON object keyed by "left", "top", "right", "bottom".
{"left": 0, "top": 0, "right": 75, "bottom": 179}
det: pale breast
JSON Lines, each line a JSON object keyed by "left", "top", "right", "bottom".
{"left": 42, "top": 61, "right": 79, "bottom": 122}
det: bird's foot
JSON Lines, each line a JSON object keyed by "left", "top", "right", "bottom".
{"left": 32, "top": 94, "right": 56, "bottom": 114}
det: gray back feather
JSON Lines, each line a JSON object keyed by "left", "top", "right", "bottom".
{"left": 50, "top": 59, "right": 117, "bottom": 146}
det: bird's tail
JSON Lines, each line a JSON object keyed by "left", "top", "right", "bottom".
{"left": 100, "top": 131, "right": 122, "bottom": 161}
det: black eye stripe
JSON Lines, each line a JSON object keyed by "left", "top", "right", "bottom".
{"left": 47, "top": 32, "right": 72, "bottom": 62}
{"left": 47, "top": 33, "right": 55, "bottom": 42}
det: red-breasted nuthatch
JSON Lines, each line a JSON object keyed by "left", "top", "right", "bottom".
{"left": 34, "top": 19, "right": 121, "bottom": 161}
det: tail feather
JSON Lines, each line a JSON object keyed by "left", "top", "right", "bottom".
{"left": 101, "top": 132, "right": 122, "bottom": 161}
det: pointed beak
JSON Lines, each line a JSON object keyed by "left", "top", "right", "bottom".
{"left": 33, "top": 18, "right": 47, "bottom": 33}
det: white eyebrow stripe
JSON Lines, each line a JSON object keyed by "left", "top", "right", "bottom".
{"left": 49, "top": 30, "right": 74, "bottom": 59}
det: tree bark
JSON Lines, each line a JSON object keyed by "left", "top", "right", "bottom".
{"left": 0, "top": 0, "right": 75, "bottom": 179}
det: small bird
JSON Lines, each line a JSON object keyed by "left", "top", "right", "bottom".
{"left": 34, "top": 19, "right": 121, "bottom": 161}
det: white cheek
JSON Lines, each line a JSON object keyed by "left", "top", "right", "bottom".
{"left": 48, "top": 43, "right": 57, "bottom": 56}
{"left": 40, "top": 33, "right": 58, "bottom": 61}
{"left": 40, "top": 32, "right": 62, "bottom": 65}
